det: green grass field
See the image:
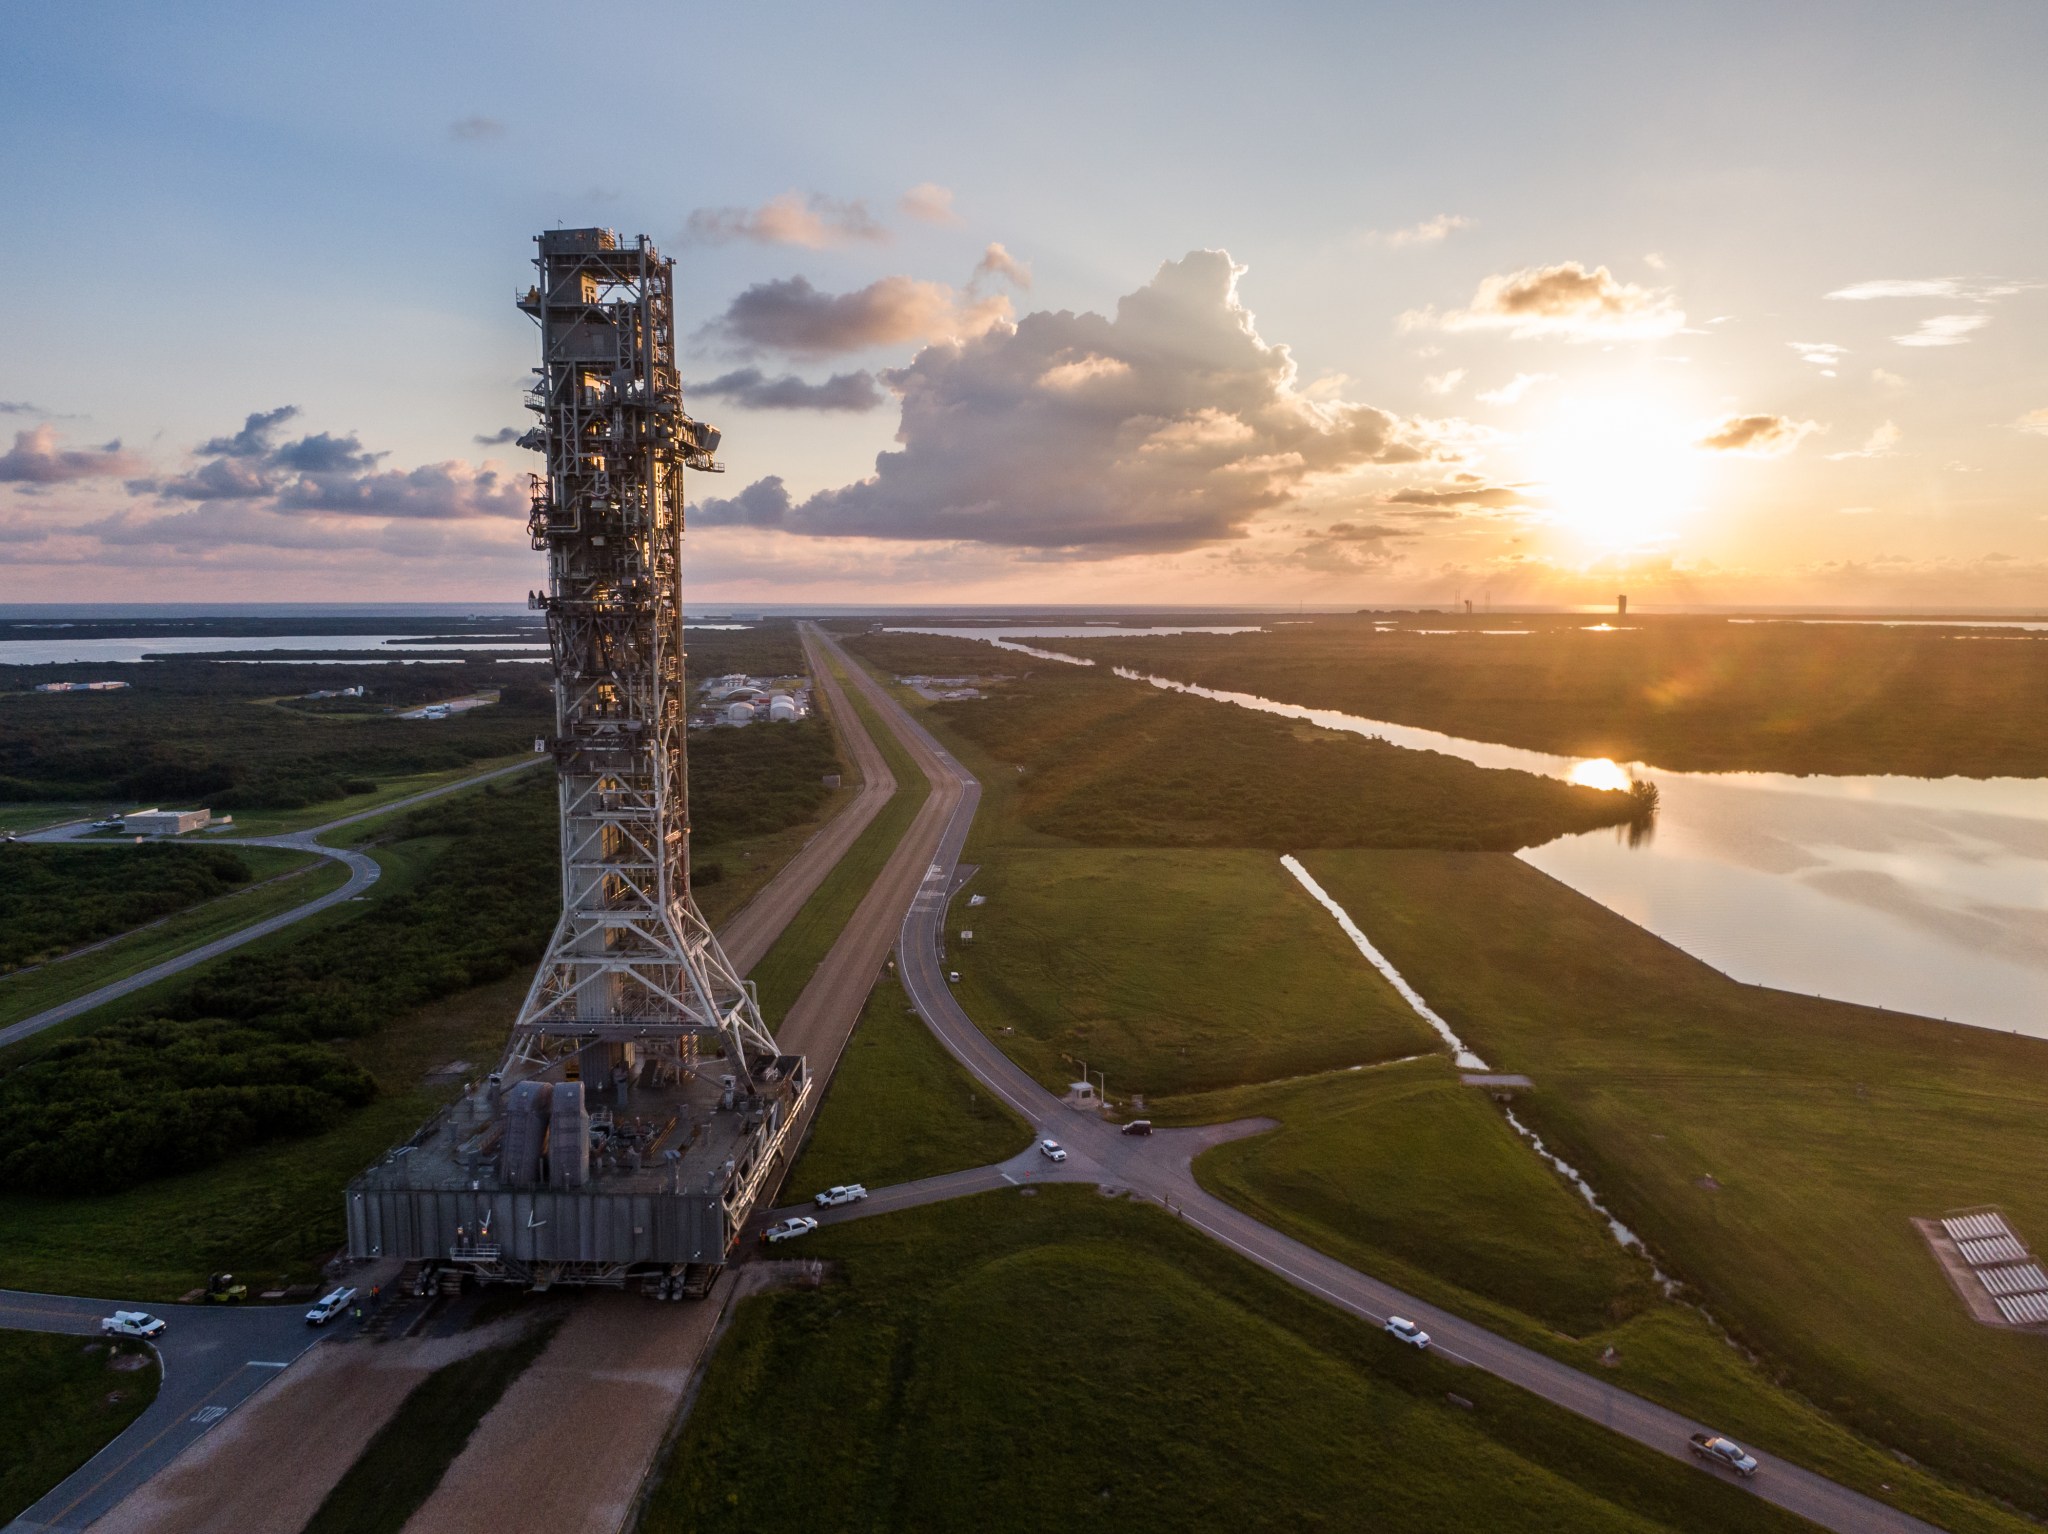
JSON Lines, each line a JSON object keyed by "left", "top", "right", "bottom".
{"left": 646, "top": 1188, "right": 1808, "bottom": 1534}
{"left": 1301, "top": 848, "right": 2048, "bottom": 1519}
{"left": 786, "top": 975, "right": 1028, "bottom": 1201}
{"left": 301, "top": 1316, "right": 560, "bottom": 1534}
{"left": 1053, "top": 614, "right": 2048, "bottom": 777}
{"left": 944, "top": 847, "right": 1438, "bottom": 1098}
{"left": 0, "top": 851, "right": 339, "bottom": 1030}
{"left": 1177, "top": 1056, "right": 1653, "bottom": 1337}
{"left": 0, "top": 1332, "right": 159, "bottom": 1523}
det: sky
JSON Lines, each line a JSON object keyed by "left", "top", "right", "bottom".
{"left": 2, "top": 1, "right": 2044, "bottom": 610}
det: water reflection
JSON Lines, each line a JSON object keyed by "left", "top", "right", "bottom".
{"left": 905, "top": 628, "right": 2048, "bottom": 1036}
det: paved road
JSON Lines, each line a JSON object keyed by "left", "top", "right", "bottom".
{"left": 0, "top": 758, "right": 547, "bottom": 1050}
{"left": 0, "top": 1291, "right": 339, "bottom": 1533}
{"left": 814, "top": 626, "right": 1949, "bottom": 1534}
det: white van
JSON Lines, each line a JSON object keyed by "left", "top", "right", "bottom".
{"left": 305, "top": 1286, "right": 358, "bottom": 1326}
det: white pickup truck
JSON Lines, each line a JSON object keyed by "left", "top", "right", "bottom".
{"left": 100, "top": 1311, "right": 166, "bottom": 1339}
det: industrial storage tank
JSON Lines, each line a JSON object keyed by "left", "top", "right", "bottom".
{"left": 724, "top": 701, "right": 756, "bottom": 724}
{"left": 767, "top": 693, "right": 798, "bottom": 722}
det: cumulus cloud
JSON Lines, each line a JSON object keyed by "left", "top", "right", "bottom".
{"left": 1872, "top": 368, "right": 1907, "bottom": 388}
{"left": 1408, "top": 262, "right": 1684, "bottom": 342}
{"left": 1381, "top": 472, "right": 1533, "bottom": 512}
{"left": 2018, "top": 407, "right": 2048, "bottom": 437}
{"left": 1476, "top": 372, "right": 1556, "bottom": 405}
{"left": 1424, "top": 369, "right": 1465, "bottom": 396}
{"left": 115, "top": 406, "right": 526, "bottom": 535}
{"left": 0, "top": 425, "right": 140, "bottom": 484}
{"left": 899, "top": 183, "right": 962, "bottom": 226}
{"left": 1893, "top": 314, "right": 1988, "bottom": 348}
{"left": 1695, "top": 413, "right": 1821, "bottom": 457}
{"left": 684, "top": 191, "right": 886, "bottom": 249}
{"left": 449, "top": 116, "right": 504, "bottom": 141}
{"left": 1369, "top": 213, "right": 1473, "bottom": 248}
{"left": 704, "top": 274, "right": 1011, "bottom": 358}
{"left": 688, "top": 367, "right": 885, "bottom": 412}
{"left": 695, "top": 250, "right": 1452, "bottom": 554}
{"left": 1827, "top": 421, "right": 1901, "bottom": 460}
{"left": 1318, "top": 520, "right": 1411, "bottom": 541}
{"left": 972, "top": 242, "right": 1032, "bottom": 289}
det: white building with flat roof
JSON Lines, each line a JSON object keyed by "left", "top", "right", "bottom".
{"left": 122, "top": 808, "right": 211, "bottom": 835}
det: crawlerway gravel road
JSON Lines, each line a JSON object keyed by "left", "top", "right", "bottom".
{"left": 793, "top": 625, "right": 1951, "bottom": 1534}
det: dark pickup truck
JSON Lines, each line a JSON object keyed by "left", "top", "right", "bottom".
{"left": 1690, "top": 1433, "right": 1759, "bottom": 1477}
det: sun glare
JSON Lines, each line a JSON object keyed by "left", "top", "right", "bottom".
{"left": 1568, "top": 757, "right": 1635, "bottom": 792}
{"left": 1527, "top": 395, "right": 1702, "bottom": 552}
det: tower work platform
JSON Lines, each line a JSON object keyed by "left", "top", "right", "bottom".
{"left": 346, "top": 230, "right": 806, "bottom": 1289}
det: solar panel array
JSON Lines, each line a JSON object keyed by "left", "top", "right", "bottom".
{"left": 1957, "top": 1234, "right": 2029, "bottom": 1266}
{"left": 1976, "top": 1263, "right": 2048, "bottom": 1298}
{"left": 1936, "top": 1213, "right": 2048, "bottom": 1326}
{"left": 1995, "top": 1292, "right": 2048, "bottom": 1326}
{"left": 1942, "top": 1213, "right": 2012, "bottom": 1243}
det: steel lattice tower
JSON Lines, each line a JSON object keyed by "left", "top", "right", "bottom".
{"left": 510, "top": 228, "right": 780, "bottom": 1079}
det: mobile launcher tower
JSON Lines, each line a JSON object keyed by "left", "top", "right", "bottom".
{"left": 345, "top": 230, "right": 809, "bottom": 1295}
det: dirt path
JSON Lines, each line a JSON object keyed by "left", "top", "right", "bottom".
{"left": 397, "top": 1280, "right": 763, "bottom": 1534}
{"left": 87, "top": 1320, "right": 530, "bottom": 1534}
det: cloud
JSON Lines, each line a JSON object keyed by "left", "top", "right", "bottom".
{"left": 684, "top": 191, "right": 886, "bottom": 249}
{"left": 1424, "top": 369, "right": 1465, "bottom": 396}
{"left": 1476, "top": 372, "right": 1556, "bottom": 405}
{"left": 272, "top": 460, "right": 525, "bottom": 519}
{"left": 1893, "top": 313, "right": 1988, "bottom": 348}
{"left": 114, "top": 407, "right": 526, "bottom": 535}
{"left": 448, "top": 116, "right": 504, "bottom": 141}
{"left": 704, "top": 274, "right": 1011, "bottom": 358}
{"left": 1695, "top": 413, "right": 1821, "bottom": 457}
{"left": 1827, "top": 279, "right": 1962, "bottom": 301}
{"left": 695, "top": 475, "right": 793, "bottom": 528}
{"left": 1317, "top": 520, "right": 1411, "bottom": 542}
{"left": 1789, "top": 342, "right": 1846, "bottom": 376}
{"left": 0, "top": 400, "right": 47, "bottom": 416}
{"left": 1381, "top": 472, "right": 1533, "bottom": 512}
{"left": 1872, "top": 368, "right": 1907, "bottom": 388}
{"left": 2018, "top": 407, "right": 2048, "bottom": 437}
{"left": 1408, "top": 262, "right": 1684, "bottom": 341}
{"left": 1827, "top": 421, "right": 1901, "bottom": 459}
{"left": 475, "top": 427, "right": 525, "bottom": 445}
{"left": 0, "top": 425, "right": 140, "bottom": 484}
{"left": 900, "top": 183, "right": 962, "bottom": 226}
{"left": 972, "top": 242, "right": 1032, "bottom": 289}
{"left": 198, "top": 406, "right": 298, "bottom": 458}
{"left": 1369, "top": 214, "right": 1473, "bottom": 248}
{"left": 696, "top": 249, "right": 1452, "bottom": 554}
{"left": 688, "top": 368, "right": 886, "bottom": 412}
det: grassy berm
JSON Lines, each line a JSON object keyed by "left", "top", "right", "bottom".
{"left": 1307, "top": 849, "right": 2048, "bottom": 1518}
{"left": 646, "top": 1189, "right": 1804, "bottom": 1534}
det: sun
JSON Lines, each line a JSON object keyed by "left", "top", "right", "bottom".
{"left": 1525, "top": 394, "right": 1703, "bottom": 552}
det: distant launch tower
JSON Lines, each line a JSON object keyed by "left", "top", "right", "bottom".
{"left": 345, "top": 232, "right": 806, "bottom": 1292}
